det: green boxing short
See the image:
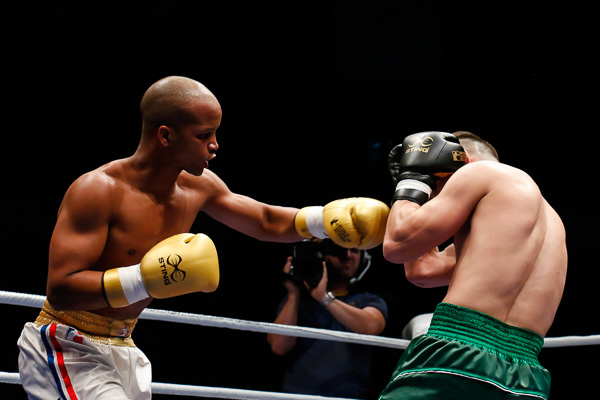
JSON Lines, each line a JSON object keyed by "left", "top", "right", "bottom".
{"left": 379, "top": 303, "right": 551, "bottom": 400}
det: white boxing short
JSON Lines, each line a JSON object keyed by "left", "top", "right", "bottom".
{"left": 17, "top": 301, "right": 151, "bottom": 400}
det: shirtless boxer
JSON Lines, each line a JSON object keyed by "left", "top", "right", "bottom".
{"left": 17, "top": 76, "right": 389, "bottom": 400}
{"left": 379, "top": 131, "right": 567, "bottom": 399}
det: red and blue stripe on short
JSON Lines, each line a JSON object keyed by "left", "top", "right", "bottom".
{"left": 40, "top": 324, "right": 82, "bottom": 400}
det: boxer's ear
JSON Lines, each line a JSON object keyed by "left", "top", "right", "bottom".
{"left": 158, "top": 125, "right": 171, "bottom": 146}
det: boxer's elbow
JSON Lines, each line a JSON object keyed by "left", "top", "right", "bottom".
{"left": 384, "top": 234, "right": 435, "bottom": 266}
{"left": 45, "top": 275, "right": 85, "bottom": 311}
{"left": 405, "top": 268, "right": 435, "bottom": 288}
{"left": 383, "top": 223, "right": 422, "bottom": 263}
{"left": 383, "top": 239, "right": 413, "bottom": 264}
{"left": 404, "top": 262, "right": 450, "bottom": 288}
{"left": 46, "top": 285, "right": 70, "bottom": 311}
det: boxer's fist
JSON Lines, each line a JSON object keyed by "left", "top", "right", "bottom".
{"left": 103, "top": 233, "right": 219, "bottom": 308}
{"left": 295, "top": 198, "right": 389, "bottom": 250}
{"left": 390, "top": 131, "right": 466, "bottom": 179}
{"left": 324, "top": 198, "right": 390, "bottom": 249}
{"left": 140, "top": 233, "right": 219, "bottom": 298}
{"left": 390, "top": 132, "right": 466, "bottom": 205}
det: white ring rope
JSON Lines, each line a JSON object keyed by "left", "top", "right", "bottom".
{"left": 2, "top": 290, "right": 600, "bottom": 399}
{"left": 1, "top": 290, "right": 598, "bottom": 348}
{"left": 0, "top": 372, "right": 357, "bottom": 400}
{"left": 0, "top": 372, "right": 361, "bottom": 400}
{"left": 0, "top": 290, "right": 409, "bottom": 350}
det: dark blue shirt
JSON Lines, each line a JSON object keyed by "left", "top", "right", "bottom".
{"left": 277, "top": 291, "right": 388, "bottom": 398}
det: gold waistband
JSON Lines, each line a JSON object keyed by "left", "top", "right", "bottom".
{"left": 35, "top": 300, "right": 138, "bottom": 347}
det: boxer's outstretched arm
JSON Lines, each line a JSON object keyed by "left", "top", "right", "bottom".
{"left": 200, "top": 170, "right": 300, "bottom": 242}
{"left": 201, "top": 170, "right": 389, "bottom": 249}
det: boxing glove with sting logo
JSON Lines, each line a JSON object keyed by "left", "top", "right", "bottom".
{"left": 295, "top": 197, "right": 389, "bottom": 250}
{"left": 102, "top": 233, "right": 219, "bottom": 308}
{"left": 389, "top": 131, "right": 466, "bottom": 205}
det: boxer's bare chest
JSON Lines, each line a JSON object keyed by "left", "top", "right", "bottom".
{"left": 97, "top": 184, "right": 204, "bottom": 267}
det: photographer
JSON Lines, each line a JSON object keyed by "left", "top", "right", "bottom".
{"left": 267, "top": 240, "right": 388, "bottom": 398}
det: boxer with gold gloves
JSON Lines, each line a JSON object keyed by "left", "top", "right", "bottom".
{"left": 17, "top": 76, "right": 389, "bottom": 400}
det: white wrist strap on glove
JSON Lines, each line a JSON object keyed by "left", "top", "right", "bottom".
{"left": 303, "top": 206, "right": 328, "bottom": 239}
{"left": 395, "top": 179, "right": 433, "bottom": 197}
{"left": 116, "top": 264, "right": 150, "bottom": 304}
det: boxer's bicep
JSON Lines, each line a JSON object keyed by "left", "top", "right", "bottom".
{"left": 47, "top": 175, "right": 111, "bottom": 307}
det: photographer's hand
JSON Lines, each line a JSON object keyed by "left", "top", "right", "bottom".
{"left": 307, "top": 263, "right": 385, "bottom": 335}
{"left": 305, "top": 262, "right": 329, "bottom": 303}
{"left": 282, "top": 256, "right": 301, "bottom": 295}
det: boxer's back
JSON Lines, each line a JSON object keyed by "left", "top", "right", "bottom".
{"left": 443, "top": 162, "right": 567, "bottom": 336}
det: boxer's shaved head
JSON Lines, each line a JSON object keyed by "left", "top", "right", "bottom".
{"left": 140, "top": 76, "right": 220, "bottom": 131}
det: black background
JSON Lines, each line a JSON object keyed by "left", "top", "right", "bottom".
{"left": 3, "top": 1, "right": 599, "bottom": 399}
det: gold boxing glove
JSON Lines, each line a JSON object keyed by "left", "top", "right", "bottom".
{"left": 102, "top": 233, "right": 219, "bottom": 308}
{"left": 294, "top": 198, "right": 389, "bottom": 250}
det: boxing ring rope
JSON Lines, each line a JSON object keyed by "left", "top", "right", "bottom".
{"left": 3, "top": 290, "right": 600, "bottom": 399}
{"left": 1, "top": 290, "right": 409, "bottom": 349}
{"left": 0, "top": 371, "right": 361, "bottom": 400}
